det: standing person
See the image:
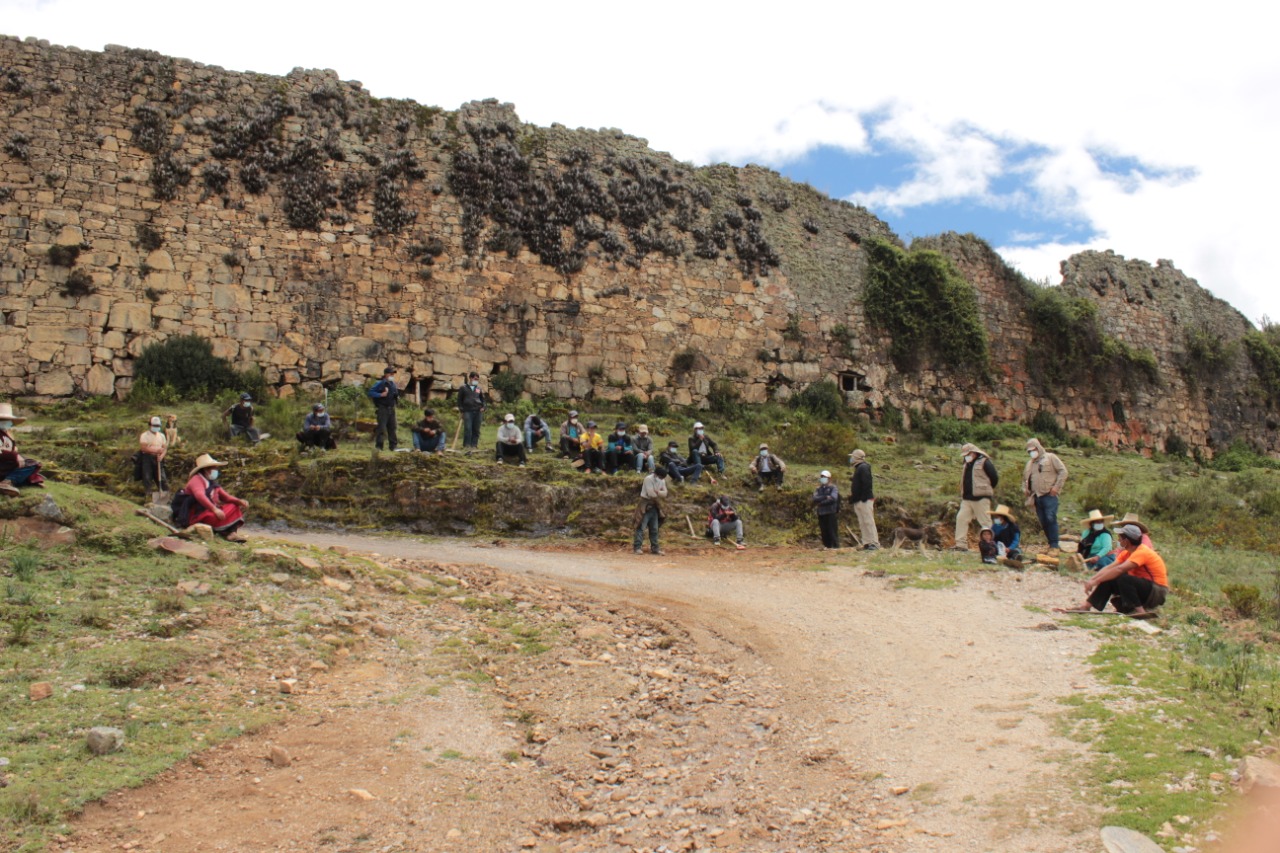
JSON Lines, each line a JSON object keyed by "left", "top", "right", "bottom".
{"left": 749, "top": 443, "right": 786, "bottom": 492}
{"left": 524, "top": 412, "right": 554, "bottom": 452}
{"left": 687, "top": 422, "right": 725, "bottom": 476}
{"left": 0, "top": 403, "right": 45, "bottom": 497}
{"left": 456, "top": 372, "right": 487, "bottom": 454}
{"left": 412, "top": 408, "right": 446, "bottom": 453}
{"left": 632, "top": 466, "right": 668, "bottom": 555}
{"left": 1079, "top": 509, "right": 1116, "bottom": 569}
{"left": 1059, "top": 524, "right": 1169, "bottom": 617}
{"left": 633, "top": 424, "right": 656, "bottom": 473}
{"left": 604, "top": 422, "right": 635, "bottom": 475}
{"left": 848, "top": 448, "right": 879, "bottom": 550}
{"left": 1023, "top": 437, "right": 1068, "bottom": 554}
{"left": 954, "top": 442, "right": 999, "bottom": 550}
{"left": 707, "top": 496, "right": 747, "bottom": 550}
{"left": 296, "top": 403, "right": 336, "bottom": 450}
{"left": 812, "top": 470, "right": 841, "bottom": 549}
{"left": 494, "top": 413, "right": 528, "bottom": 466}
{"left": 579, "top": 421, "right": 606, "bottom": 474}
{"left": 559, "top": 410, "right": 584, "bottom": 458}
{"left": 658, "top": 440, "right": 702, "bottom": 484}
{"left": 137, "top": 415, "right": 168, "bottom": 500}
{"left": 223, "top": 393, "right": 265, "bottom": 444}
{"left": 184, "top": 454, "right": 249, "bottom": 541}
{"left": 369, "top": 366, "right": 401, "bottom": 451}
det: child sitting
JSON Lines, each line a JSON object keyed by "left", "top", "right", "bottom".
{"left": 978, "top": 528, "right": 999, "bottom": 564}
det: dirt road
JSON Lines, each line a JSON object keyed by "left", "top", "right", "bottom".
{"left": 70, "top": 532, "right": 1104, "bottom": 852}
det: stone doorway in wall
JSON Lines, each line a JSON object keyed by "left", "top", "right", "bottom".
{"left": 407, "top": 377, "right": 434, "bottom": 405}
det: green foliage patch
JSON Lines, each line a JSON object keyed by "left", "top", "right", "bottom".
{"left": 133, "top": 335, "right": 265, "bottom": 401}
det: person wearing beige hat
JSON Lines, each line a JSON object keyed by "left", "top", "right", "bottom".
{"left": 1058, "top": 523, "right": 1168, "bottom": 617}
{"left": 136, "top": 415, "right": 169, "bottom": 500}
{"left": 632, "top": 424, "right": 656, "bottom": 473}
{"left": 182, "top": 453, "right": 248, "bottom": 540}
{"left": 0, "top": 402, "right": 45, "bottom": 497}
{"left": 749, "top": 443, "right": 786, "bottom": 492}
{"left": 989, "top": 504, "right": 1022, "bottom": 562}
{"left": 1078, "top": 509, "right": 1116, "bottom": 569}
{"left": 954, "top": 442, "right": 999, "bottom": 550}
{"left": 1023, "top": 437, "right": 1068, "bottom": 553}
{"left": 848, "top": 448, "right": 879, "bottom": 550}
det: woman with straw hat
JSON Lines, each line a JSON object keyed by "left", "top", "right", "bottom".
{"left": 184, "top": 454, "right": 249, "bottom": 541}
{"left": 1079, "top": 509, "right": 1116, "bottom": 569}
{"left": 0, "top": 402, "right": 45, "bottom": 497}
{"left": 989, "top": 504, "right": 1023, "bottom": 563}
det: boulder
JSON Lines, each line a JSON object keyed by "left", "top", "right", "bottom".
{"left": 86, "top": 726, "right": 125, "bottom": 755}
{"left": 0, "top": 517, "right": 74, "bottom": 546}
{"left": 1101, "top": 826, "right": 1166, "bottom": 853}
{"left": 1240, "top": 755, "right": 1280, "bottom": 792}
{"left": 148, "top": 536, "right": 211, "bottom": 561}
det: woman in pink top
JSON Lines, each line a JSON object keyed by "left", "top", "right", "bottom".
{"left": 185, "top": 453, "right": 248, "bottom": 541}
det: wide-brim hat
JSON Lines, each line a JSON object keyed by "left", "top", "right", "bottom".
{"left": 189, "top": 453, "right": 225, "bottom": 479}
{"left": 991, "top": 504, "right": 1017, "bottom": 522}
{"left": 1083, "top": 509, "right": 1114, "bottom": 524}
{"left": 961, "top": 442, "right": 988, "bottom": 458}
{"left": 0, "top": 402, "right": 27, "bottom": 425}
{"left": 1117, "top": 512, "right": 1149, "bottom": 534}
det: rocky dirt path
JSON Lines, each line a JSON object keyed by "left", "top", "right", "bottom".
{"left": 68, "top": 532, "right": 1105, "bottom": 852}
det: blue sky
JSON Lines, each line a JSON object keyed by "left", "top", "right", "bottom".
{"left": 3, "top": 0, "right": 1278, "bottom": 323}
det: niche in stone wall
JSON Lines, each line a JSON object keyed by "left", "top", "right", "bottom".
{"left": 838, "top": 371, "right": 872, "bottom": 393}
{"left": 1112, "top": 401, "right": 1127, "bottom": 425}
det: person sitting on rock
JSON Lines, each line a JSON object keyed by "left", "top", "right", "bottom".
{"left": 184, "top": 453, "right": 248, "bottom": 541}
{"left": 659, "top": 440, "right": 702, "bottom": 484}
{"left": 989, "top": 504, "right": 1023, "bottom": 565}
{"left": 136, "top": 415, "right": 169, "bottom": 500}
{"left": 707, "top": 496, "right": 746, "bottom": 550}
{"left": 633, "top": 424, "right": 656, "bottom": 474}
{"left": 495, "top": 413, "right": 528, "bottom": 466}
{"left": 0, "top": 402, "right": 45, "bottom": 497}
{"left": 223, "top": 393, "right": 266, "bottom": 444}
{"left": 1059, "top": 524, "right": 1168, "bottom": 618}
{"left": 687, "top": 422, "right": 725, "bottom": 475}
{"left": 412, "top": 408, "right": 446, "bottom": 453}
{"left": 749, "top": 443, "right": 786, "bottom": 492}
{"left": 559, "top": 410, "right": 584, "bottom": 458}
{"left": 605, "top": 421, "right": 635, "bottom": 475}
{"left": 1079, "top": 509, "right": 1115, "bottom": 569}
{"left": 296, "top": 403, "right": 337, "bottom": 450}
{"left": 524, "top": 412, "right": 554, "bottom": 453}
{"left": 579, "top": 421, "right": 606, "bottom": 474}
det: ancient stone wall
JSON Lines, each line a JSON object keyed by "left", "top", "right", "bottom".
{"left": 0, "top": 35, "right": 1274, "bottom": 454}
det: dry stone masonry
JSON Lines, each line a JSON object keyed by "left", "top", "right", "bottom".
{"left": 1, "top": 35, "right": 1275, "bottom": 455}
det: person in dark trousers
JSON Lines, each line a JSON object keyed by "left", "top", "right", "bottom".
{"left": 687, "top": 422, "right": 725, "bottom": 474}
{"left": 223, "top": 393, "right": 264, "bottom": 444}
{"left": 605, "top": 421, "right": 635, "bottom": 475}
{"left": 412, "top": 408, "right": 446, "bottom": 453}
{"left": 495, "top": 413, "right": 528, "bottom": 466}
{"left": 749, "top": 443, "right": 786, "bottom": 492}
{"left": 524, "top": 412, "right": 553, "bottom": 452}
{"left": 456, "top": 372, "right": 487, "bottom": 454}
{"left": 633, "top": 466, "right": 668, "bottom": 555}
{"left": 559, "top": 410, "right": 584, "bottom": 458}
{"left": 813, "top": 470, "right": 841, "bottom": 549}
{"left": 848, "top": 448, "right": 879, "bottom": 550}
{"left": 659, "top": 441, "right": 702, "bottom": 483}
{"left": 296, "top": 403, "right": 337, "bottom": 450}
{"left": 370, "top": 366, "right": 400, "bottom": 451}
{"left": 1059, "top": 524, "right": 1169, "bottom": 617}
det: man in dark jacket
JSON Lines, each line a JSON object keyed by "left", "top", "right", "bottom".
{"left": 813, "top": 470, "right": 841, "bottom": 549}
{"left": 604, "top": 422, "right": 635, "bottom": 475}
{"left": 849, "top": 448, "right": 879, "bottom": 550}
{"left": 659, "top": 441, "right": 702, "bottom": 483}
{"left": 687, "top": 422, "right": 724, "bottom": 475}
{"left": 412, "top": 408, "right": 446, "bottom": 453}
{"left": 370, "top": 367, "right": 400, "bottom": 451}
{"left": 954, "top": 442, "right": 999, "bottom": 550}
{"left": 455, "top": 372, "right": 487, "bottom": 454}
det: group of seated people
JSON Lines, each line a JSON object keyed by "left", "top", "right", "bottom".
{"left": 553, "top": 412, "right": 728, "bottom": 479}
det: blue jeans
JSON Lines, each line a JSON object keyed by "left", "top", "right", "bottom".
{"left": 1034, "top": 494, "right": 1060, "bottom": 547}
{"left": 635, "top": 453, "right": 655, "bottom": 473}
{"left": 633, "top": 504, "right": 661, "bottom": 551}
{"left": 462, "top": 410, "right": 482, "bottom": 449}
{"left": 666, "top": 461, "right": 702, "bottom": 483}
{"left": 525, "top": 427, "right": 552, "bottom": 450}
{"left": 695, "top": 453, "right": 725, "bottom": 474}
{"left": 413, "top": 430, "right": 445, "bottom": 452}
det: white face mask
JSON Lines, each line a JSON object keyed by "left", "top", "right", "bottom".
{"left": 1029, "top": 450, "right": 1039, "bottom": 460}
{"left": 0, "top": 420, "right": 13, "bottom": 430}
{"left": 208, "top": 469, "right": 220, "bottom": 480}
{"left": 964, "top": 454, "right": 974, "bottom": 464}
{"left": 819, "top": 476, "right": 829, "bottom": 485}
{"left": 695, "top": 429, "right": 704, "bottom": 435}
{"left": 150, "top": 426, "right": 162, "bottom": 433}
{"left": 760, "top": 449, "right": 768, "bottom": 456}
{"left": 1092, "top": 522, "right": 1104, "bottom": 531}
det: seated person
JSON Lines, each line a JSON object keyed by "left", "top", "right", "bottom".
{"left": 707, "top": 496, "right": 746, "bottom": 549}
{"left": 412, "top": 408, "right": 447, "bottom": 453}
{"left": 559, "top": 410, "right": 584, "bottom": 458}
{"left": 223, "top": 393, "right": 266, "bottom": 444}
{"left": 524, "top": 412, "right": 554, "bottom": 452}
{"left": 184, "top": 453, "right": 249, "bottom": 542}
{"left": 296, "top": 403, "right": 337, "bottom": 449}
{"left": 633, "top": 424, "right": 656, "bottom": 473}
{"left": 1060, "top": 524, "right": 1168, "bottom": 617}
{"left": 579, "top": 421, "right": 605, "bottom": 473}
{"left": 495, "top": 413, "right": 528, "bottom": 466}
{"left": 659, "top": 441, "right": 702, "bottom": 484}
{"left": 749, "top": 443, "right": 786, "bottom": 491}
{"left": 687, "top": 422, "right": 725, "bottom": 474}
{"left": 989, "top": 504, "right": 1022, "bottom": 562}
{"left": 604, "top": 421, "right": 635, "bottom": 475}
{"left": 0, "top": 403, "right": 45, "bottom": 497}
{"left": 1079, "top": 509, "right": 1115, "bottom": 569}
{"left": 978, "top": 528, "right": 998, "bottom": 564}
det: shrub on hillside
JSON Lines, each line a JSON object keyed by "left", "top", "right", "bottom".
{"left": 773, "top": 421, "right": 852, "bottom": 464}
{"left": 490, "top": 370, "right": 526, "bottom": 404}
{"left": 1222, "top": 584, "right": 1262, "bottom": 618}
{"left": 789, "top": 380, "right": 843, "bottom": 421}
{"left": 133, "top": 335, "right": 257, "bottom": 401}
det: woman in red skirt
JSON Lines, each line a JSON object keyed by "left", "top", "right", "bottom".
{"left": 185, "top": 453, "right": 249, "bottom": 541}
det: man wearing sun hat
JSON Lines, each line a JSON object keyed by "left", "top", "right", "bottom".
{"left": 0, "top": 402, "right": 45, "bottom": 496}
{"left": 1023, "top": 437, "right": 1068, "bottom": 554}
{"left": 954, "top": 442, "right": 999, "bottom": 550}
{"left": 1078, "top": 509, "right": 1116, "bottom": 569}
{"left": 632, "top": 424, "right": 656, "bottom": 473}
{"left": 183, "top": 453, "right": 249, "bottom": 541}
{"left": 848, "top": 448, "right": 879, "bottom": 550}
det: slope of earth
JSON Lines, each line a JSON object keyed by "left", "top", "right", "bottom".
{"left": 67, "top": 533, "right": 1106, "bottom": 853}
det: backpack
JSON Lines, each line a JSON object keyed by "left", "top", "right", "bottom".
{"left": 170, "top": 488, "right": 195, "bottom": 529}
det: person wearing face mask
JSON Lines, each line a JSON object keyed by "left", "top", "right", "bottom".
{"left": 633, "top": 465, "right": 669, "bottom": 555}
{"left": 659, "top": 440, "right": 702, "bottom": 483}
{"left": 1079, "top": 509, "right": 1115, "bottom": 569}
{"left": 455, "top": 371, "right": 487, "bottom": 454}
{"left": 183, "top": 453, "right": 248, "bottom": 541}
{"left": 1023, "top": 437, "right": 1068, "bottom": 554}
{"left": 0, "top": 402, "right": 45, "bottom": 497}
{"left": 812, "top": 470, "right": 842, "bottom": 549}
{"left": 579, "top": 421, "right": 606, "bottom": 474}
{"left": 848, "top": 449, "right": 879, "bottom": 550}
{"left": 687, "top": 422, "right": 724, "bottom": 476}
{"left": 749, "top": 443, "right": 786, "bottom": 492}
{"left": 523, "top": 412, "right": 553, "bottom": 453}
{"left": 136, "top": 415, "right": 169, "bottom": 500}
{"left": 954, "top": 442, "right": 999, "bottom": 550}
{"left": 707, "top": 496, "right": 747, "bottom": 549}
{"left": 989, "top": 504, "right": 1022, "bottom": 565}
{"left": 559, "top": 410, "right": 584, "bottom": 458}
{"left": 1058, "top": 524, "right": 1168, "bottom": 617}
{"left": 223, "top": 393, "right": 265, "bottom": 445}
{"left": 633, "top": 424, "right": 656, "bottom": 474}
{"left": 297, "top": 403, "right": 337, "bottom": 450}
{"left": 495, "top": 413, "right": 528, "bottom": 466}
{"left": 604, "top": 422, "right": 635, "bottom": 475}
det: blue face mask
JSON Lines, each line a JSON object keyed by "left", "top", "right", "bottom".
{"left": 150, "top": 426, "right": 162, "bottom": 433}
{"left": 819, "top": 476, "right": 829, "bottom": 484}
{"left": 208, "top": 469, "right": 220, "bottom": 481}
{"left": 0, "top": 420, "right": 12, "bottom": 430}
